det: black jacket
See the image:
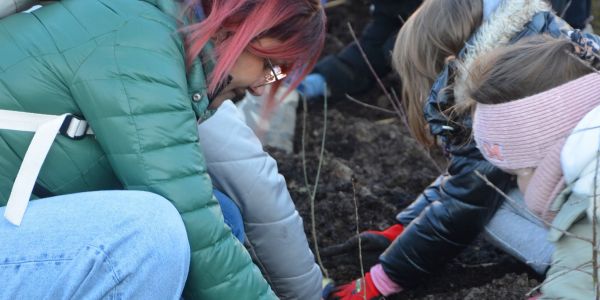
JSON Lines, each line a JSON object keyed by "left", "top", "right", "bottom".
{"left": 378, "top": 9, "right": 589, "bottom": 288}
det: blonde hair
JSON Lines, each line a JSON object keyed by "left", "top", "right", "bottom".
{"left": 466, "top": 35, "right": 596, "bottom": 106}
{"left": 393, "top": 0, "right": 482, "bottom": 146}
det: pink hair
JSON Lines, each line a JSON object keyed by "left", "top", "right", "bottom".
{"left": 182, "top": 0, "right": 326, "bottom": 103}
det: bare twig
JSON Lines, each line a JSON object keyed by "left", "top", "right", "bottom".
{"left": 374, "top": 118, "right": 398, "bottom": 125}
{"left": 559, "top": 0, "right": 572, "bottom": 18}
{"left": 389, "top": 88, "right": 410, "bottom": 130}
{"left": 346, "top": 23, "right": 445, "bottom": 174}
{"left": 303, "top": 84, "right": 330, "bottom": 278}
{"left": 594, "top": 128, "right": 600, "bottom": 299}
{"left": 345, "top": 94, "right": 396, "bottom": 115}
{"left": 301, "top": 91, "right": 310, "bottom": 202}
{"left": 324, "top": 0, "right": 347, "bottom": 9}
{"left": 351, "top": 178, "right": 367, "bottom": 300}
{"left": 458, "top": 262, "right": 499, "bottom": 268}
{"left": 397, "top": 14, "right": 406, "bottom": 26}
{"left": 550, "top": 262, "right": 595, "bottom": 277}
{"left": 347, "top": 23, "right": 394, "bottom": 105}
{"left": 526, "top": 260, "right": 595, "bottom": 296}
{"left": 474, "top": 171, "right": 594, "bottom": 245}
{"left": 564, "top": 51, "right": 600, "bottom": 75}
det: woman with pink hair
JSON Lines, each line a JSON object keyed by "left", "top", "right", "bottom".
{"left": 0, "top": 0, "right": 325, "bottom": 299}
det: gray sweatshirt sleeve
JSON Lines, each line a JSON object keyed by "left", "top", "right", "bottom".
{"left": 197, "top": 100, "right": 322, "bottom": 300}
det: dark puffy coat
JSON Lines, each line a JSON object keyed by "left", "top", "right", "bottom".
{"left": 379, "top": 1, "right": 600, "bottom": 288}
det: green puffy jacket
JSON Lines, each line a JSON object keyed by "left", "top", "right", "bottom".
{"left": 0, "top": 0, "right": 277, "bottom": 299}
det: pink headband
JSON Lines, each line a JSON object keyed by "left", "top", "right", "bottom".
{"left": 473, "top": 73, "right": 600, "bottom": 172}
{"left": 474, "top": 73, "right": 600, "bottom": 221}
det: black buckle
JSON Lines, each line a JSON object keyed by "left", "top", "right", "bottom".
{"left": 59, "top": 115, "right": 88, "bottom": 140}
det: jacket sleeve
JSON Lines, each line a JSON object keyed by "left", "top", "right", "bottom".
{"left": 395, "top": 175, "right": 445, "bottom": 226}
{"left": 379, "top": 142, "right": 512, "bottom": 288}
{"left": 197, "top": 100, "right": 323, "bottom": 300}
{"left": 68, "top": 18, "right": 275, "bottom": 300}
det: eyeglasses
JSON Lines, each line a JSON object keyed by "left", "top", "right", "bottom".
{"left": 255, "top": 58, "right": 287, "bottom": 88}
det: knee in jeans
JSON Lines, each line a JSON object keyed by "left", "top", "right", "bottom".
{"left": 120, "top": 191, "right": 191, "bottom": 266}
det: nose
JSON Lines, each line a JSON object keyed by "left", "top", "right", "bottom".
{"left": 248, "top": 85, "right": 266, "bottom": 96}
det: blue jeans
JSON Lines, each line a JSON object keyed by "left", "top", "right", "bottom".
{"left": 213, "top": 189, "right": 245, "bottom": 243}
{"left": 0, "top": 191, "right": 190, "bottom": 300}
{"left": 483, "top": 189, "right": 554, "bottom": 275}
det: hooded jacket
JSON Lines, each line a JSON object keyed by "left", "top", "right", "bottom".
{"left": 0, "top": 1, "right": 276, "bottom": 299}
{"left": 380, "top": 0, "right": 600, "bottom": 288}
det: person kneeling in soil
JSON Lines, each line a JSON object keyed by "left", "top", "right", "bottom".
{"left": 469, "top": 35, "right": 600, "bottom": 299}
{"left": 0, "top": 0, "right": 326, "bottom": 299}
{"left": 324, "top": 0, "right": 600, "bottom": 299}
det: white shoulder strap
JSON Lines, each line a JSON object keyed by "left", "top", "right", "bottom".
{"left": 0, "top": 109, "right": 93, "bottom": 226}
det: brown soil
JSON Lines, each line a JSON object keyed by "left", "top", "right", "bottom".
{"left": 268, "top": 1, "right": 544, "bottom": 299}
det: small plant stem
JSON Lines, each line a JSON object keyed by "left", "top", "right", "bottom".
{"left": 346, "top": 23, "right": 393, "bottom": 105}
{"left": 345, "top": 94, "right": 396, "bottom": 115}
{"left": 346, "top": 23, "right": 445, "bottom": 174}
{"left": 593, "top": 130, "right": 599, "bottom": 299}
{"left": 351, "top": 178, "right": 367, "bottom": 300}
{"left": 324, "top": 0, "right": 347, "bottom": 9}
{"left": 303, "top": 85, "right": 330, "bottom": 278}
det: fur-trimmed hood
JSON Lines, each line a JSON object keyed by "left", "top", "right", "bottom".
{"left": 453, "top": 0, "right": 552, "bottom": 109}
{"left": 423, "top": 0, "right": 576, "bottom": 145}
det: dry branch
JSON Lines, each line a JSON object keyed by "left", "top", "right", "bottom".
{"left": 526, "top": 260, "right": 594, "bottom": 296}
{"left": 346, "top": 23, "right": 445, "bottom": 174}
{"left": 324, "top": 0, "right": 347, "bottom": 9}
{"left": 593, "top": 125, "right": 600, "bottom": 299}
{"left": 351, "top": 178, "right": 367, "bottom": 300}
{"left": 345, "top": 94, "right": 396, "bottom": 115}
{"left": 302, "top": 86, "right": 330, "bottom": 278}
